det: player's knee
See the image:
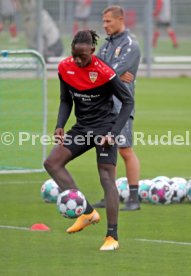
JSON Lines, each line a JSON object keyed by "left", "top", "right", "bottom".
{"left": 44, "top": 157, "right": 58, "bottom": 172}
{"left": 44, "top": 158, "right": 52, "bottom": 172}
{"left": 119, "top": 147, "right": 133, "bottom": 159}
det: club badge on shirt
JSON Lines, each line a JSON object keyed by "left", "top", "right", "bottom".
{"left": 115, "top": 47, "right": 121, "bottom": 57}
{"left": 89, "top": 72, "right": 98, "bottom": 83}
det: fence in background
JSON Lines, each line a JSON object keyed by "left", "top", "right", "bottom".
{"left": 0, "top": 0, "right": 191, "bottom": 77}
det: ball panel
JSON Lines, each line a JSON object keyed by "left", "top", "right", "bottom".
{"left": 69, "top": 190, "right": 78, "bottom": 199}
{"left": 59, "top": 203, "right": 67, "bottom": 214}
{"left": 67, "top": 199, "right": 77, "bottom": 210}
{"left": 66, "top": 209, "right": 76, "bottom": 218}
{"left": 75, "top": 206, "right": 84, "bottom": 216}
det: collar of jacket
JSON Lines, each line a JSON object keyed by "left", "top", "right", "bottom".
{"left": 105, "top": 29, "right": 129, "bottom": 42}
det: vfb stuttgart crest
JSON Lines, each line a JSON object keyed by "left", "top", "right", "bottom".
{"left": 89, "top": 72, "right": 98, "bottom": 83}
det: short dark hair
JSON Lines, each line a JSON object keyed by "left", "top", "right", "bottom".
{"left": 103, "top": 5, "right": 125, "bottom": 17}
{"left": 71, "top": 30, "right": 99, "bottom": 48}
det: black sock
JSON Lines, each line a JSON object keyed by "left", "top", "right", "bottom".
{"left": 106, "top": 224, "right": 118, "bottom": 241}
{"left": 129, "top": 185, "right": 139, "bottom": 200}
{"left": 84, "top": 200, "right": 94, "bottom": 214}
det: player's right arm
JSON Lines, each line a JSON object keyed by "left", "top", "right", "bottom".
{"left": 54, "top": 74, "right": 73, "bottom": 143}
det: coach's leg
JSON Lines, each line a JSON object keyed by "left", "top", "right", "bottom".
{"left": 44, "top": 145, "right": 76, "bottom": 191}
{"left": 119, "top": 146, "right": 140, "bottom": 211}
{"left": 119, "top": 147, "right": 140, "bottom": 185}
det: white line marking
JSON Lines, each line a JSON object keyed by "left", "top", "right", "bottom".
{"left": 0, "top": 169, "right": 45, "bottom": 174}
{"left": 0, "top": 180, "right": 42, "bottom": 185}
{"left": 0, "top": 225, "right": 30, "bottom": 231}
{"left": 135, "top": 238, "right": 191, "bottom": 246}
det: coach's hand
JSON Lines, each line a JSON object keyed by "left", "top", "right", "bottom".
{"left": 54, "top": 128, "right": 64, "bottom": 145}
{"left": 120, "top": 71, "right": 134, "bottom": 83}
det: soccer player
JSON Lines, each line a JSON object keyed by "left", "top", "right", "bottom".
{"left": 152, "top": 0, "right": 178, "bottom": 48}
{"left": 44, "top": 30, "right": 134, "bottom": 251}
{"left": 93, "top": 5, "right": 141, "bottom": 211}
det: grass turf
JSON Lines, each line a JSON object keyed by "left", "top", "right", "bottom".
{"left": 0, "top": 77, "right": 191, "bottom": 275}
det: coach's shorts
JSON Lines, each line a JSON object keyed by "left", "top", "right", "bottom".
{"left": 63, "top": 129, "right": 118, "bottom": 166}
{"left": 113, "top": 96, "right": 133, "bottom": 148}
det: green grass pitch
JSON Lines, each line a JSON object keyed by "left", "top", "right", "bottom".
{"left": 0, "top": 79, "right": 44, "bottom": 170}
{"left": 0, "top": 77, "right": 191, "bottom": 275}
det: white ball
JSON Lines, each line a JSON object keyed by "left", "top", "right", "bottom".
{"left": 169, "top": 177, "right": 187, "bottom": 203}
{"left": 138, "top": 179, "right": 152, "bottom": 202}
{"left": 149, "top": 180, "right": 173, "bottom": 204}
{"left": 186, "top": 180, "right": 191, "bottom": 202}
{"left": 57, "top": 189, "right": 87, "bottom": 218}
{"left": 115, "top": 177, "right": 129, "bottom": 202}
{"left": 41, "top": 179, "right": 61, "bottom": 203}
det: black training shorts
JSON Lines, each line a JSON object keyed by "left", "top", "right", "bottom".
{"left": 63, "top": 129, "right": 118, "bottom": 166}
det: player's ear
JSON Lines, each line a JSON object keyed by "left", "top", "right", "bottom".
{"left": 91, "top": 47, "right": 95, "bottom": 54}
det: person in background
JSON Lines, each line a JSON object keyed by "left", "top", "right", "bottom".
{"left": 152, "top": 0, "right": 178, "bottom": 48}
{"left": 16, "top": 0, "right": 64, "bottom": 60}
{"left": 72, "top": 0, "right": 92, "bottom": 35}
{"left": 0, "top": 0, "right": 17, "bottom": 40}
{"left": 93, "top": 5, "right": 141, "bottom": 211}
{"left": 41, "top": 9, "right": 64, "bottom": 61}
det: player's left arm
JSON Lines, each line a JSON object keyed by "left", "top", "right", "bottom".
{"left": 100, "top": 75, "right": 134, "bottom": 147}
{"left": 54, "top": 74, "right": 73, "bottom": 144}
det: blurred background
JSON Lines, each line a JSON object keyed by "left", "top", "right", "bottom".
{"left": 0, "top": 0, "right": 191, "bottom": 76}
